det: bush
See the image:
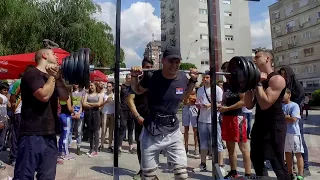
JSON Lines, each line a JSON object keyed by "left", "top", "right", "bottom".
{"left": 310, "top": 89, "right": 320, "bottom": 106}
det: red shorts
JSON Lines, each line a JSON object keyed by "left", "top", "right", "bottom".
{"left": 221, "top": 115, "right": 247, "bottom": 142}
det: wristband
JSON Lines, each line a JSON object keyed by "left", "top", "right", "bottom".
{"left": 256, "top": 82, "right": 263, "bottom": 87}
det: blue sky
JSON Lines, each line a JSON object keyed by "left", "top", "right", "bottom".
{"left": 95, "top": 0, "right": 277, "bottom": 66}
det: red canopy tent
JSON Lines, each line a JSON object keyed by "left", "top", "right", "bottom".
{"left": 0, "top": 48, "right": 70, "bottom": 80}
{"left": 90, "top": 70, "right": 108, "bottom": 82}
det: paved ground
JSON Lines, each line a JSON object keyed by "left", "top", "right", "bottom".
{"left": 0, "top": 110, "right": 320, "bottom": 179}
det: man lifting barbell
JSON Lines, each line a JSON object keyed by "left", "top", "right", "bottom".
{"left": 244, "top": 49, "right": 290, "bottom": 180}
{"left": 13, "top": 48, "right": 69, "bottom": 180}
{"left": 130, "top": 46, "right": 198, "bottom": 180}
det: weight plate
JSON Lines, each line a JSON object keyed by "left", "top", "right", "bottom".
{"left": 68, "top": 53, "right": 75, "bottom": 84}
{"left": 77, "top": 49, "right": 85, "bottom": 88}
{"left": 239, "top": 56, "right": 250, "bottom": 92}
{"left": 73, "top": 52, "right": 79, "bottom": 85}
{"left": 63, "top": 56, "right": 70, "bottom": 82}
{"left": 247, "top": 60, "right": 257, "bottom": 90}
{"left": 228, "top": 56, "right": 246, "bottom": 93}
{"left": 83, "top": 48, "right": 90, "bottom": 88}
{"left": 253, "top": 61, "right": 261, "bottom": 86}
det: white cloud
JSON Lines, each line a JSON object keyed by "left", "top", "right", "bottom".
{"left": 250, "top": 11, "right": 272, "bottom": 49}
{"left": 94, "top": 1, "right": 161, "bottom": 67}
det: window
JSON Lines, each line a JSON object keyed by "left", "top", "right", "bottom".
{"left": 199, "top": 21, "right": 208, "bottom": 27}
{"left": 302, "top": 31, "right": 312, "bottom": 39}
{"left": 288, "top": 35, "right": 296, "bottom": 45}
{"left": 317, "top": 12, "right": 320, "bottom": 18}
{"left": 284, "top": 4, "right": 293, "bottom": 17}
{"left": 274, "top": 40, "right": 282, "bottom": 47}
{"left": 277, "top": 55, "right": 284, "bottom": 62}
{"left": 299, "top": 0, "right": 309, "bottom": 8}
{"left": 273, "top": 11, "right": 280, "bottom": 19}
{"left": 224, "top": 11, "right": 232, "bottom": 16}
{"left": 299, "top": 15, "right": 310, "bottom": 26}
{"left": 289, "top": 51, "right": 298, "bottom": 59}
{"left": 200, "top": 47, "right": 209, "bottom": 52}
{"left": 223, "top": 0, "right": 231, "bottom": 4}
{"left": 225, "top": 35, "right": 233, "bottom": 41}
{"left": 304, "top": 47, "right": 314, "bottom": 56}
{"left": 199, "top": 0, "right": 206, "bottom": 2}
{"left": 273, "top": 25, "right": 281, "bottom": 33}
{"left": 307, "top": 64, "right": 316, "bottom": 73}
{"left": 224, "top": 24, "right": 233, "bottom": 29}
{"left": 226, "top": 48, "right": 234, "bottom": 54}
{"left": 286, "top": 20, "right": 295, "bottom": 33}
{"left": 199, "top": 9, "right": 208, "bottom": 14}
{"left": 201, "top": 60, "right": 209, "bottom": 65}
{"left": 200, "top": 34, "right": 208, "bottom": 39}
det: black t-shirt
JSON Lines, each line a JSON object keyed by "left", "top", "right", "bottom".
{"left": 129, "top": 89, "right": 149, "bottom": 117}
{"left": 20, "top": 68, "right": 58, "bottom": 136}
{"left": 120, "top": 84, "right": 131, "bottom": 111}
{"left": 140, "top": 70, "right": 188, "bottom": 136}
{"left": 222, "top": 82, "right": 242, "bottom": 116}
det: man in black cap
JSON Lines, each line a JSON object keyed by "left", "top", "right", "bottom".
{"left": 131, "top": 46, "right": 198, "bottom": 180}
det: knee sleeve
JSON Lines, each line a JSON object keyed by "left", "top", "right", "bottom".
{"left": 142, "top": 167, "right": 158, "bottom": 180}
{"left": 172, "top": 164, "right": 188, "bottom": 180}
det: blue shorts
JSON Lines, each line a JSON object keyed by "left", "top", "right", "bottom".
{"left": 198, "top": 121, "right": 224, "bottom": 152}
{"left": 182, "top": 106, "right": 198, "bottom": 127}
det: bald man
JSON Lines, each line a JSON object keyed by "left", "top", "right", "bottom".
{"left": 13, "top": 49, "right": 69, "bottom": 180}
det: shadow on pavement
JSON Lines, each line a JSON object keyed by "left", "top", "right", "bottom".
{"left": 90, "top": 166, "right": 136, "bottom": 177}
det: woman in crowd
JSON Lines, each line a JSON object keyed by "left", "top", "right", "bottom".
{"left": 58, "top": 86, "right": 75, "bottom": 160}
{"left": 83, "top": 82, "right": 103, "bottom": 157}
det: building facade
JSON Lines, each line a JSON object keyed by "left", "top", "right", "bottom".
{"left": 160, "top": 0, "right": 252, "bottom": 73}
{"left": 143, "top": 40, "right": 162, "bottom": 69}
{"left": 269, "top": 0, "right": 320, "bottom": 93}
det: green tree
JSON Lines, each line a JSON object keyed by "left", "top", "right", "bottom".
{"left": 0, "top": 0, "right": 125, "bottom": 68}
{"left": 179, "top": 62, "right": 197, "bottom": 70}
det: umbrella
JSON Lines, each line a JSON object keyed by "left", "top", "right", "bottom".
{"left": 0, "top": 48, "right": 70, "bottom": 80}
{"left": 90, "top": 70, "right": 108, "bottom": 82}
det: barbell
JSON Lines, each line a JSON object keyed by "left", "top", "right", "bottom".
{"left": 61, "top": 48, "right": 261, "bottom": 93}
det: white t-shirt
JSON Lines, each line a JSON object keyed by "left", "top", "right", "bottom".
{"left": 196, "top": 85, "right": 223, "bottom": 123}
{"left": 101, "top": 93, "right": 115, "bottom": 114}
{"left": 0, "top": 94, "right": 8, "bottom": 121}
{"left": 242, "top": 106, "right": 252, "bottom": 113}
{"left": 304, "top": 96, "right": 309, "bottom": 104}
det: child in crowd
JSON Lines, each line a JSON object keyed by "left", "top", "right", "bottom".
{"left": 282, "top": 88, "right": 304, "bottom": 180}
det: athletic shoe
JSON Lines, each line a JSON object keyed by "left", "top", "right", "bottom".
{"left": 224, "top": 170, "right": 239, "bottom": 179}
{"left": 304, "top": 168, "right": 311, "bottom": 177}
{"left": 296, "top": 175, "right": 304, "bottom": 180}
{"left": 63, "top": 154, "right": 75, "bottom": 160}
{"left": 86, "top": 150, "right": 92, "bottom": 155}
{"left": 88, "top": 151, "right": 98, "bottom": 158}
{"left": 192, "top": 163, "right": 207, "bottom": 172}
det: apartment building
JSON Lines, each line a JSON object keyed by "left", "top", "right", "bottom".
{"left": 143, "top": 40, "right": 162, "bottom": 69}
{"left": 160, "top": 0, "right": 252, "bottom": 73}
{"left": 269, "top": 0, "right": 320, "bottom": 93}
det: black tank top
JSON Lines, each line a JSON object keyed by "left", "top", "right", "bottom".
{"left": 120, "top": 84, "right": 131, "bottom": 111}
{"left": 223, "top": 82, "right": 242, "bottom": 116}
{"left": 255, "top": 72, "right": 286, "bottom": 125}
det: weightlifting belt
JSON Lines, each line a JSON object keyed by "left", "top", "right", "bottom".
{"left": 150, "top": 112, "right": 177, "bottom": 126}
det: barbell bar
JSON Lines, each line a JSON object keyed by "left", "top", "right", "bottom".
{"left": 91, "top": 66, "right": 231, "bottom": 76}
{"left": 61, "top": 48, "right": 261, "bottom": 93}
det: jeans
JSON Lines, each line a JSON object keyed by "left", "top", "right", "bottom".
{"left": 299, "top": 119, "right": 309, "bottom": 169}
{"left": 69, "top": 117, "right": 84, "bottom": 148}
{"left": 59, "top": 114, "right": 72, "bottom": 155}
{"left": 243, "top": 112, "right": 252, "bottom": 136}
{"left": 13, "top": 135, "right": 58, "bottom": 180}
{"left": 9, "top": 114, "right": 21, "bottom": 161}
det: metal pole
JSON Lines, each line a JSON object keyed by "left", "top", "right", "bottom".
{"left": 207, "top": 0, "right": 218, "bottom": 179}
{"left": 92, "top": 67, "right": 230, "bottom": 75}
{"left": 113, "top": 0, "right": 121, "bottom": 179}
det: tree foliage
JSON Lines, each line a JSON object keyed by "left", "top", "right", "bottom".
{"left": 310, "top": 89, "right": 320, "bottom": 106}
{"left": 0, "top": 0, "right": 125, "bottom": 69}
{"left": 179, "top": 62, "right": 197, "bottom": 70}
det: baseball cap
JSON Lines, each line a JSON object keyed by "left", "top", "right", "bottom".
{"left": 163, "top": 46, "right": 182, "bottom": 60}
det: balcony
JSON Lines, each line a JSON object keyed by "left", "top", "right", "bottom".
{"left": 161, "top": 13, "right": 166, "bottom": 19}
{"left": 161, "top": 25, "right": 166, "bottom": 30}
{"left": 169, "top": 3, "right": 175, "bottom": 10}
{"left": 161, "top": 34, "right": 167, "bottom": 41}
{"left": 288, "top": 43, "right": 296, "bottom": 49}
{"left": 170, "top": 14, "right": 175, "bottom": 22}
{"left": 161, "top": 2, "right": 165, "bottom": 8}
{"left": 169, "top": 27, "right": 175, "bottom": 34}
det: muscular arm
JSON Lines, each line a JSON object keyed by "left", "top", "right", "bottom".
{"left": 255, "top": 75, "right": 286, "bottom": 110}
{"left": 244, "top": 90, "right": 256, "bottom": 109}
{"left": 55, "top": 79, "right": 69, "bottom": 101}
{"left": 33, "top": 76, "right": 56, "bottom": 102}
{"left": 127, "top": 94, "right": 140, "bottom": 118}
{"left": 131, "top": 76, "right": 147, "bottom": 95}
